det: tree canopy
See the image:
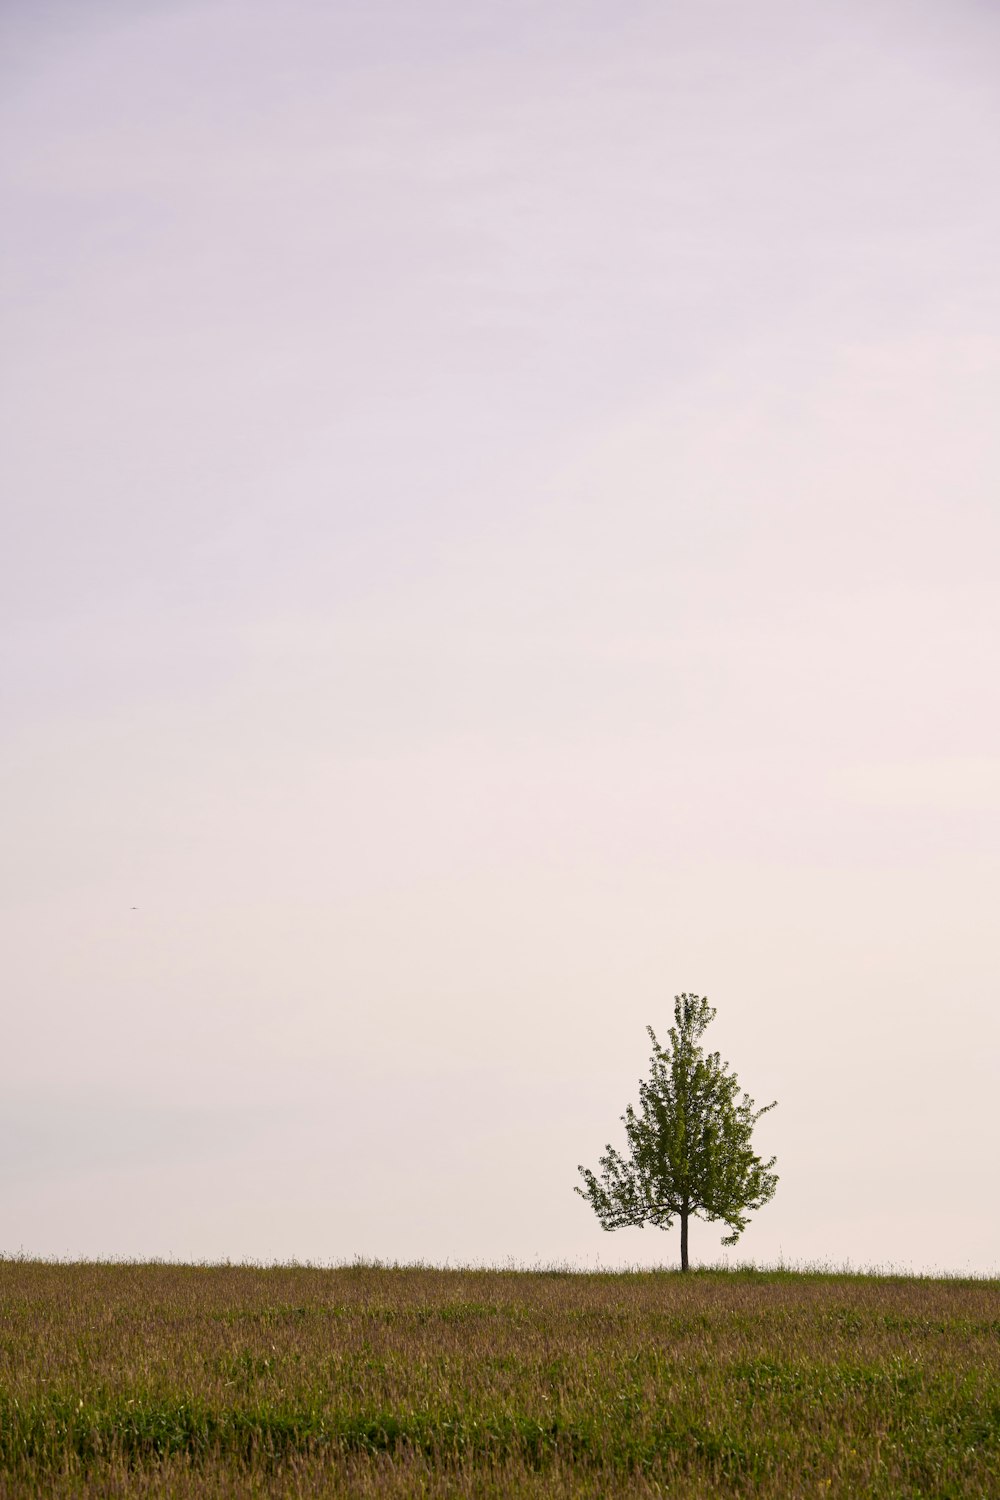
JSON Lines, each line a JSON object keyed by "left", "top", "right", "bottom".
{"left": 576, "top": 993, "right": 778, "bottom": 1270}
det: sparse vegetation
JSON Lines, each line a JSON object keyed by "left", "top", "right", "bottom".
{"left": 0, "top": 1258, "right": 997, "bottom": 1497}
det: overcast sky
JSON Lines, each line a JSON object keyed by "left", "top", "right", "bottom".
{"left": 2, "top": 0, "right": 998, "bottom": 1273}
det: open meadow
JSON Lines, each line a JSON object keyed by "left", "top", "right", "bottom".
{"left": 0, "top": 1259, "right": 997, "bottom": 1498}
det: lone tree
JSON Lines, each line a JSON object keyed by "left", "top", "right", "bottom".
{"left": 576, "top": 994, "right": 778, "bottom": 1271}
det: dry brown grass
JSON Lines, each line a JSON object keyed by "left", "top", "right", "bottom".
{"left": 1, "top": 1259, "right": 997, "bottom": 1497}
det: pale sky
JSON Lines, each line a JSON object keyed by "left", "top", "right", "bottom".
{"left": 2, "top": 0, "right": 998, "bottom": 1273}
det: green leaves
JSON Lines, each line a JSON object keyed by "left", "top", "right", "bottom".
{"left": 576, "top": 994, "right": 778, "bottom": 1267}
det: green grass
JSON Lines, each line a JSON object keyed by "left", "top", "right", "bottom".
{"left": 0, "top": 1259, "right": 997, "bottom": 1496}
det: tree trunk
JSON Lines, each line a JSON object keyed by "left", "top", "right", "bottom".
{"left": 680, "top": 1205, "right": 689, "bottom": 1272}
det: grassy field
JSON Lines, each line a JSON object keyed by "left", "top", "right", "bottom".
{"left": 0, "top": 1259, "right": 997, "bottom": 1497}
